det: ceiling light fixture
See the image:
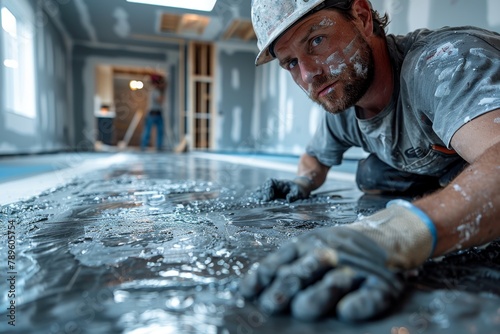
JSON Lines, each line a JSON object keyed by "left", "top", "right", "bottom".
{"left": 126, "top": 0, "right": 217, "bottom": 12}
{"left": 129, "top": 80, "right": 144, "bottom": 90}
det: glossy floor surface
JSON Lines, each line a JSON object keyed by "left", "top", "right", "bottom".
{"left": 0, "top": 152, "right": 499, "bottom": 333}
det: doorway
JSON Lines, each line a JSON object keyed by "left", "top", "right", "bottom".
{"left": 93, "top": 65, "right": 167, "bottom": 151}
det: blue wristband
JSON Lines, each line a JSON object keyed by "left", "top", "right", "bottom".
{"left": 386, "top": 199, "right": 437, "bottom": 255}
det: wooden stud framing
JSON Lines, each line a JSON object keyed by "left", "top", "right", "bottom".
{"left": 188, "top": 41, "right": 216, "bottom": 150}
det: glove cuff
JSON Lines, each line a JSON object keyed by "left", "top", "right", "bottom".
{"left": 386, "top": 199, "right": 437, "bottom": 254}
{"left": 349, "top": 200, "right": 436, "bottom": 270}
{"left": 293, "top": 176, "right": 313, "bottom": 186}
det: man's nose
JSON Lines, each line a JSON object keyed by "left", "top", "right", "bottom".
{"left": 300, "top": 59, "right": 322, "bottom": 84}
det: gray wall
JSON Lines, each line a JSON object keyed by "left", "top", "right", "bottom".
{"left": 376, "top": 0, "right": 500, "bottom": 35}
{"left": 216, "top": 48, "right": 255, "bottom": 151}
{"left": 0, "top": 0, "right": 71, "bottom": 155}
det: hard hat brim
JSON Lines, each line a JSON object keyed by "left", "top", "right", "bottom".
{"left": 253, "top": 0, "right": 354, "bottom": 66}
{"left": 254, "top": 2, "right": 324, "bottom": 66}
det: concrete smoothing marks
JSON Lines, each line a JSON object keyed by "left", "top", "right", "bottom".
{"left": 0, "top": 152, "right": 499, "bottom": 333}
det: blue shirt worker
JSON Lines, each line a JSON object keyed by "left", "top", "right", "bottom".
{"left": 141, "top": 74, "right": 166, "bottom": 151}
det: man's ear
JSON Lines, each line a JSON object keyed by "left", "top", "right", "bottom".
{"left": 351, "top": 0, "right": 374, "bottom": 37}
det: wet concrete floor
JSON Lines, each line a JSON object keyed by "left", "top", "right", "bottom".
{"left": 1, "top": 152, "right": 499, "bottom": 333}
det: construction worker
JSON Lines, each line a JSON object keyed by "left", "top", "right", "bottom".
{"left": 240, "top": 0, "right": 500, "bottom": 322}
{"left": 141, "top": 74, "right": 166, "bottom": 151}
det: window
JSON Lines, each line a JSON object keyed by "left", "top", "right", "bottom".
{"left": 1, "top": 0, "right": 36, "bottom": 118}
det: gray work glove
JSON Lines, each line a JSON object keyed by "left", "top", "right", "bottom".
{"left": 239, "top": 200, "right": 437, "bottom": 322}
{"left": 257, "top": 177, "right": 313, "bottom": 202}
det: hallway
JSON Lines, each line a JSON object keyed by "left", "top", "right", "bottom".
{"left": 1, "top": 152, "right": 499, "bottom": 333}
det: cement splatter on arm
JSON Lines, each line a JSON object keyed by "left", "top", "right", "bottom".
{"left": 414, "top": 108, "right": 500, "bottom": 256}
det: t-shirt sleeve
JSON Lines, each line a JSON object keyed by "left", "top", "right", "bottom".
{"left": 305, "top": 108, "right": 363, "bottom": 166}
{"left": 404, "top": 29, "right": 500, "bottom": 148}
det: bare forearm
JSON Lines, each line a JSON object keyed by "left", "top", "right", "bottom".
{"left": 414, "top": 142, "right": 500, "bottom": 257}
{"left": 296, "top": 153, "right": 330, "bottom": 191}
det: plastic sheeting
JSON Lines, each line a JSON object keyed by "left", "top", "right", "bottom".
{"left": 1, "top": 153, "right": 499, "bottom": 333}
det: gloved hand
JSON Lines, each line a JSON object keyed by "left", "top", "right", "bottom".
{"left": 239, "top": 200, "right": 437, "bottom": 322}
{"left": 257, "top": 177, "right": 313, "bottom": 202}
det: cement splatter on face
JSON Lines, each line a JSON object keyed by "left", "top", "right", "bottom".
{"left": 353, "top": 62, "right": 368, "bottom": 77}
{"left": 329, "top": 63, "right": 347, "bottom": 76}
{"left": 325, "top": 52, "right": 346, "bottom": 76}
{"left": 343, "top": 38, "right": 357, "bottom": 56}
{"left": 305, "top": 32, "right": 373, "bottom": 114}
{"left": 319, "top": 17, "right": 334, "bottom": 27}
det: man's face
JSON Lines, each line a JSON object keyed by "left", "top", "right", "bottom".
{"left": 273, "top": 9, "right": 374, "bottom": 114}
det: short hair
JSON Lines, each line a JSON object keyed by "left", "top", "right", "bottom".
{"left": 372, "top": 8, "right": 390, "bottom": 36}
{"left": 150, "top": 74, "right": 166, "bottom": 85}
{"left": 333, "top": 1, "right": 390, "bottom": 37}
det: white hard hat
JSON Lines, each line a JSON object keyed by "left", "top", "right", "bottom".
{"left": 251, "top": 0, "right": 353, "bottom": 66}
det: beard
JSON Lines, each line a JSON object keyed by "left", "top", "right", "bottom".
{"left": 310, "top": 36, "right": 375, "bottom": 114}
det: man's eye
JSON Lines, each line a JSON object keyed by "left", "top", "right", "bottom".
{"left": 311, "top": 36, "right": 323, "bottom": 47}
{"left": 288, "top": 59, "right": 298, "bottom": 70}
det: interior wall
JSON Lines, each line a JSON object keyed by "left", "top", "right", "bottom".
{"left": 215, "top": 46, "right": 256, "bottom": 151}
{"left": 373, "top": 0, "right": 500, "bottom": 35}
{"left": 0, "top": 0, "right": 71, "bottom": 155}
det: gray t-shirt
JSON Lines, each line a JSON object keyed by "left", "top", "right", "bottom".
{"left": 306, "top": 26, "right": 500, "bottom": 177}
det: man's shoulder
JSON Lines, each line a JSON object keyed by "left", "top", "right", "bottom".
{"left": 392, "top": 26, "right": 500, "bottom": 52}
{"left": 389, "top": 26, "right": 500, "bottom": 79}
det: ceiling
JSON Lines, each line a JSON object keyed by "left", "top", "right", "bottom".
{"left": 50, "top": 0, "right": 257, "bottom": 49}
